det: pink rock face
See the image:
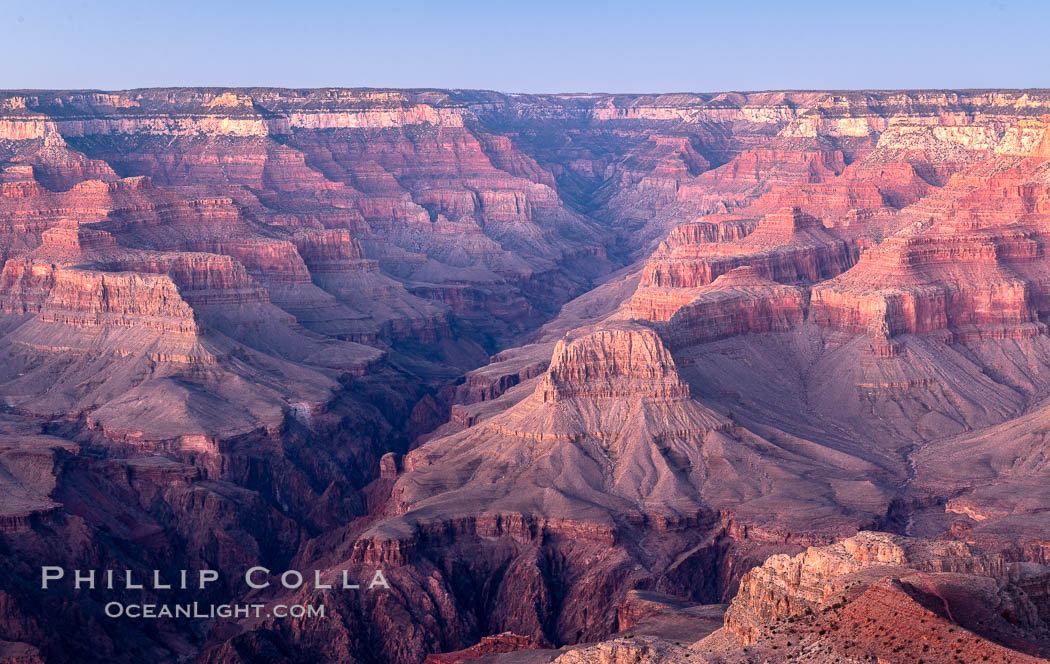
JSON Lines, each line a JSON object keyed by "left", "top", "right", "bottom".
{"left": 660, "top": 267, "right": 807, "bottom": 348}
{"left": 807, "top": 136, "right": 1050, "bottom": 343}
{"left": 637, "top": 206, "right": 855, "bottom": 295}
{"left": 8, "top": 89, "right": 1050, "bottom": 664}
{"left": 625, "top": 207, "right": 854, "bottom": 322}
{"left": 810, "top": 232, "right": 1045, "bottom": 339}
{"left": 538, "top": 324, "right": 692, "bottom": 402}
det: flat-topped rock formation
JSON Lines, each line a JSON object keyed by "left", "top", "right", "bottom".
{"left": 390, "top": 321, "right": 726, "bottom": 517}
{"left": 537, "top": 323, "right": 692, "bottom": 402}
{"left": 625, "top": 207, "right": 852, "bottom": 321}
{"left": 811, "top": 231, "right": 1047, "bottom": 341}
{"left": 659, "top": 267, "right": 807, "bottom": 348}
{"left": 640, "top": 208, "right": 853, "bottom": 291}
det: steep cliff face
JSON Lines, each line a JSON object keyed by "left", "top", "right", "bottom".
{"left": 640, "top": 207, "right": 855, "bottom": 292}
{"left": 810, "top": 231, "right": 1046, "bottom": 341}
{"left": 808, "top": 118, "right": 1050, "bottom": 344}
{"left": 658, "top": 267, "right": 807, "bottom": 348}
{"left": 289, "top": 228, "right": 448, "bottom": 342}
{"left": 537, "top": 324, "right": 692, "bottom": 402}
{"left": 625, "top": 207, "right": 853, "bottom": 322}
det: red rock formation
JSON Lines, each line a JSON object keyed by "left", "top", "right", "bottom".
{"left": 705, "top": 532, "right": 1050, "bottom": 663}
{"left": 625, "top": 207, "right": 853, "bottom": 321}
{"left": 811, "top": 231, "right": 1046, "bottom": 341}
{"left": 537, "top": 324, "right": 692, "bottom": 402}
{"left": 659, "top": 267, "right": 806, "bottom": 348}
{"left": 640, "top": 207, "right": 854, "bottom": 293}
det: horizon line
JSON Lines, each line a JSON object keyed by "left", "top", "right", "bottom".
{"left": 6, "top": 86, "right": 1050, "bottom": 97}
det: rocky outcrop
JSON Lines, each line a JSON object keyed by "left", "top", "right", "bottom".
{"left": 659, "top": 267, "right": 806, "bottom": 348}
{"left": 0, "top": 257, "right": 201, "bottom": 338}
{"left": 810, "top": 232, "right": 1045, "bottom": 340}
{"left": 101, "top": 252, "right": 269, "bottom": 307}
{"left": 724, "top": 532, "right": 1004, "bottom": 641}
{"left": 711, "top": 531, "right": 1050, "bottom": 663}
{"left": 639, "top": 207, "right": 854, "bottom": 294}
{"left": 537, "top": 324, "right": 692, "bottom": 402}
{"left": 625, "top": 208, "right": 853, "bottom": 321}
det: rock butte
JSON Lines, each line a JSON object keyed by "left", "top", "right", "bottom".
{"left": 5, "top": 89, "right": 1050, "bottom": 663}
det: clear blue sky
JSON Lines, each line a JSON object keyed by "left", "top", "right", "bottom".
{"left": 2, "top": 0, "right": 1046, "bottom": 93}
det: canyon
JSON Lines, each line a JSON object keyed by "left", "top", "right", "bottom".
{"left": 4, "top": 88, "right": 1050, "bottom": 663}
